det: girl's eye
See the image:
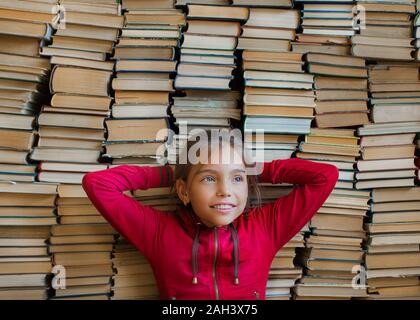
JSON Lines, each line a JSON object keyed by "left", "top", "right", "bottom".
{"left": 202, "top": 176, "right": 215, "bottom": 183}
{"left": 233, "top": 175, "right": 244, "bottom": 182}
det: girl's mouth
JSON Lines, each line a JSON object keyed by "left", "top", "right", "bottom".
{"left": 210, "top": 204, "right": 236, "bottom": 214}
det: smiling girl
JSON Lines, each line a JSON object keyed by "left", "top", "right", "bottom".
{"left": 82, "top": 130, "right": 338, "bottom": 300}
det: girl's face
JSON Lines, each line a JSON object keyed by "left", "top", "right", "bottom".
{"left": 176, "top": 146, "right": 249, "bottom": 228}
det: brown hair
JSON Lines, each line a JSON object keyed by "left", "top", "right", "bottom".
{"left": 169, "top": 129, "right": 262, "bottom": 218}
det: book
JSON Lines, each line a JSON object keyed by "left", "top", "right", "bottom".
{"left": 49, "top": 66, "right": 112, "bottom": 96}
{"left": 186, "top": 5, "right": 249, "bottom": 20}
{"left": 105, "top": 118, "right": 169, "bottom": 143}
{"left": 351, "top": 2, "right": 416, "bottom": 61}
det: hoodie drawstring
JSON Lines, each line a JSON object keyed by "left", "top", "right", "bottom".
{"left": 191, "top": 223, "right": 201, "bottom": 284}
{"left": 191, "top": 222, "right": 240, "bottom": 286}
{"left": 230, "top": 223, "right": 240, "bottom": 285}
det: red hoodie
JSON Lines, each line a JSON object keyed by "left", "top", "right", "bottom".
{"left": 82, "top": 158, "right": 338, "bottom": 300}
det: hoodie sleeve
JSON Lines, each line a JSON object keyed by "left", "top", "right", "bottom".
{"left": 256, "top": 158, "right": 339, "bottom": 255}
{"left": 82, "top": 164, "right": 173, "bottom": 260}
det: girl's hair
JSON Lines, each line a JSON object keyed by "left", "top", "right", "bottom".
{"left": 169, "top": 129, "right": 262, "bottom": 218}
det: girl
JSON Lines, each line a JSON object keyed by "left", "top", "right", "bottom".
{"left": 82, "top": 131, "right": 339, "bottom": 300}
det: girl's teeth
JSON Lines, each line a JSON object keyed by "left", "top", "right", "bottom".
{"left": 214, "top": 205, "right": 233, "bottom": 209}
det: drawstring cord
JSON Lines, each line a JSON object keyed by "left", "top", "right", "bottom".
{"left": 191, "top": 222, "right": 240, "bottom": 286}
{"left": 230, "top": 223, "right": 240, "bottom": 285}
{"left": 191, "top": 223, "right": 201, "bottom": 284}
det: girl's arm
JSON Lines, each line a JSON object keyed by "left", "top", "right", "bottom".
{"left": 256, "top": 158, "right": 339, "bottom": 254}
{"left": 82, "top": 164, "right": 173, "bottom": 260}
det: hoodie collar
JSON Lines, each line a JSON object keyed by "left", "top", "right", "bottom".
{"left": 175, "top": 205, "right": 240, "bottom": 286}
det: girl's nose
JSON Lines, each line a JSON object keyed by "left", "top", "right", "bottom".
{"left": 216, "top": 183, "right": 232, "bottom": 197}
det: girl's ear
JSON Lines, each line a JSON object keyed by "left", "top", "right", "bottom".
{"left": 175, "top": 178, "right": 190, "bottom": 206}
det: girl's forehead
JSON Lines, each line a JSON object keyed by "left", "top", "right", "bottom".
{"left": 198, "top": 162, "right": 246, "bottom": 172}
{"left": 188, "top": 162, "right": 246, "bottom": 182}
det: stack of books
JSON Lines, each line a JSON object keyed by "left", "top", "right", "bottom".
{"left": 29, "top": 0, "right": 123, "bottom": 300}
{"left": 294, "top": 189, "right": 370, "bottom": 299}
{"left": 33, "top": 0, "right": 122, "bottom": 179}
{"left": 109, "top": 0, "right": 180, "bottom": 300}
{"left": 267, "top": 232, "right": 307, "bottom": 300}
{"left": 175, "top": 4, "right": 246, "bottom": 90}
{"left": 167, "top": 91, "right": 242, "bottom": 165}
{"left": 168, "top": 90, "right": 241, "bottom": 165}
{"left": 351, "top": 1, "right": 416, "bottom": 60}
{"left": 0, "top": 0, "right": 57, "bottom": 300}
{"left": 31, "top": 63, "right": 112, "bottom": 169}
{"left": 0, "top": 85, "right": 44, "bottom": 183}
{"left": 298, "top": 128, "right": 360, "bottom": 190}
{"left": 294, "top": 128, "right": 369, "bottom": 299}
{"left": 171, "top": 90, "right": 241, "bottom": 129}
{"left": 238, "top": 5, "right": 310, "bottom": 157}
{"left": 48, "top": 176, "right": 117, "bottom": 300}
{"left": 364, "top": 187, "right": 420, "bottom": 299}
{"left": 242, "top": 50, "right": 314, "bottom": 162}
{"left": 305, "top": 53, "right": 370, "bottom": 128}
{"left": 109, "top": 1, "right": 181, "bottom": 165}
{"left": 356, "top": 129, "right": 417, "bottom": 190}
{"left": 237, "top": 7, "right": 298, "bottom": 53}
{"left": 171, "top": 3, "right": 244, "bottom": 163}
{"left": 111, "top": 237, "right": 159, "bottom": 300}
{"left": 295, "top": 45, "right": 369, "bottom": 300}
{"left": 0, "top": 0, "right": 53, "bottom": 183}
{"left": 355, "top": 62, "right": 420, "bottom": 299}
{"left": 355, "top": 63, "right": 420, "bottom": 191}
{"left": 237, "top": 4, "right": 313, "bottom": 299}
{"left": 0, "top": 181, "right": 57, "bottom": 300}
{"left": 292, "top": 0, "right": 354, "bottom": 55}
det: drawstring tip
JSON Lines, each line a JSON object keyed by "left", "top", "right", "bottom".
{"left": 234, "top": 277, "right": 239, "bottom": 285}
{"left": 192, "top": 276, "right": 198, "bottom": 285}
